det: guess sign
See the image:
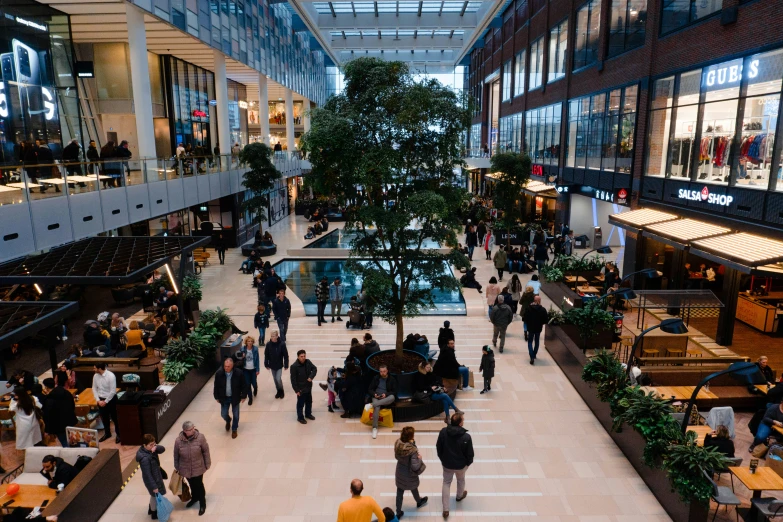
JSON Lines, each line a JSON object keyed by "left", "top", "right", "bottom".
{"left": 678, "top": 186, "right": 734, "bottom": 206}
{"left": 532, "top": 165, "right": 544, "bottom": 176}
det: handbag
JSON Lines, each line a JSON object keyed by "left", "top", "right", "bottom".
{"left": 412, "top": 390, "right": 431, "bottom": 403}
{"left": 179, "top": 481, "right": 191, "bottom": 502}
{"left": 752, "top": 443, "right": 769, "bottom": 459}
{"left": 168, "top": 470, "right": 184, "bottom": 496}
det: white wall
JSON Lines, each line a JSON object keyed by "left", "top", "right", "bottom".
{"left": 568, "top": 195, "right": 628, "bottom": 247}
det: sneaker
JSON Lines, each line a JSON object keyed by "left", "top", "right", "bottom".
{"left": 372, "top": 428, "right": 378, "bottom": 439}
{"left": 319, "top": 383, "right": 328, "bottom": 391}
{"left": 331, "top": 318, "right": 335, "bottom": 323}
{"left": 417, "top": 497, "right": 428, "bottom": 508}
{"left": 480, "top": 389, "right": 487, "bottom": 394}
{"left": 62, "top": 336, "right": 68, "bottom": 341}
{"left": 462, "top": 386, "right": 473, "bottom": 391}
{"left": 328, "top": 405, "right": 334, "bottom": 413}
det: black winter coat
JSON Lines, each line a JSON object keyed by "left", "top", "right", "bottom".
{"left": 436, "top": 425, "right": 474, "bottom": 470}
{"left": 437, "top": 327, "right": 455, "bottom": 348}
{"left": 290, "top": 359, "right": 317, "bottom": 394}
{"left": 212, "top": 368, "right": 247, "bottom": 405}
{"left": 263, "top": 339, "right": 289, "bottom": 370}
{"left": 368, "top": 374, "right": 398, "bottom": 398}
{"left": 414, "top": 370, "right": 443, "bottom": 392}
{"left": 433, "top": 347, "right": 462, "bottom": 380}
{"left": 479, "top": 353, "right": 495, "bottom": 379}
{"left": 523, "top": 304, "right": 549, "bottom": 334}
{"left": 272, "top": 297, "right": 291, "bottom": 320}
{"left": 43, "top": 386, "right": 77, "bottom": 435}
{"left": 136, "top": 445, "right": 166, "bottom": 495}
{"left": 43, "top": 457, "right": 77, "bottom": 489}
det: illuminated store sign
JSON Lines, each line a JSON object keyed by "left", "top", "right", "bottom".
{"left": 678, "top": 186, "right": 734, "bottom": 206}
{"left": 703, "top": 58, "right": 759, "bottom": 89}
{"left": 15, "top": 17, "right": 47, "bottom": 32}
{"left": 555, "top": 184, "right": 630, "bottom": 206}
{"left": 238, "top": 100, "right": 248, "bottom": 109}
{"left": 192, "top": 109, "right": 207, "bottom": 117}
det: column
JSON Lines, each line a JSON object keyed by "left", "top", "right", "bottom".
{"left": 126, "top": 4, "right": 156, "bottom": 167}
{"left": 285, "top": 87, "right": 295, "bottom": 152}
{"left": 213, "top": 49, "right": 231, "bottom": 167}
{"left": 716, "top": 268, "right": 741, "bottom": 346}
{"left": 258, "top": 74, "right": 270, "bottom": 145}
{"left": 302, "top": 97, "right": 311, "bottom": 133}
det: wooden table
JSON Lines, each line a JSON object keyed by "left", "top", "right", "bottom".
{"left": 564, "top": 276, "right": 587, "bottom": 284}
{"left": 640, "top": 386, "right": 719, "bottom": 401}
{"left": 593, "top": 274, "right": 605, "bottom": 282}
{"left": 729, "top": 466, "right": 783, "bottom": 498}
{"left": 70, "top": 388, "right": 120, "bottom": 407}
{"left": 0, "top": 484, "right": 57, "bottom": 509}
{"left": 755, "top": 384, "right": 772, "bottom": 395}
{"left": 577, "top": 286, "right": 601, "bottom": 294}
{"left": 688, "top": 425, "right": 714, "bottom": 446}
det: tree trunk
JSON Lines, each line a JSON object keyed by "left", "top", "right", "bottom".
{"left": 395, "top": 314, "right": 405, "bottom": 359}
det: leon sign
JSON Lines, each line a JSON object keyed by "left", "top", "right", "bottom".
{"left": 678, "top": 186, "right": 733, "bottom": 206}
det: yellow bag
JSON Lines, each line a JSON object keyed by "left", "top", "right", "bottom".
{"left": 360, "top": 407, "right": 394, "bottom": 428}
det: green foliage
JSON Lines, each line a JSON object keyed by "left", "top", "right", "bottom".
{"left": 239, "top": 142, "right": 283, "bottom": 230}
{"left": 301, "top": 58, "right": 473, "bottom": 354}
{"left": 539, "top": 265, "right": 564, "bottom": 283}
{"left": 490, "top": 152, "right": 531, "bottom": 246}
{"left": 553, "top": 255, "right": 607, "bottom": 273}
{"left": 162, "top": 360, "right": 192, "bottom": 383}
{"left": 562, "top": 302, "right": 614, "bottom": 347}
{"left": 582, "top": 350, "right": 629, "bottom": 403}
{"left": 547, "top": 307, "right": 564, "bottom": 325}
{"left": 198, "top": 308, "right": 233, "bottom": 335}
{"left": 163, "top": 337, "right": 204, "bottom": 369}
{"left": 665, "top": 436, "right": 729, "bottom": 505}
{"left": 182, "top": 274, "right": 203, "bottom": 301}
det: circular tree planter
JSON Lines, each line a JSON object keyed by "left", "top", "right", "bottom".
{"left": 366, "top": 349, "right": 449, "bottom": 422}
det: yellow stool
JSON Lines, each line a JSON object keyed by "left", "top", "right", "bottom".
{"left": 641, "top": 348, "right": 660, "bottom": 359}
{"left": 618, "top": 337, "right": 634, "bottom": 361}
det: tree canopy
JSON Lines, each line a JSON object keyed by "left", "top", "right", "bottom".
{"left": 239, "top": 142, "right": 282, "bottom": 230}
{"left": 490, "top": 151, "right": 531, "bottom": 246}
{"left": 301, "top": 58, "right": 473, "bottom": 356}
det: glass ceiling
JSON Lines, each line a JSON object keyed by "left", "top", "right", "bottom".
{"left": 313, "top": 1, "right": 482, "bottom": 15}
{"left": 330, "top": 29, "right": 465, "bottom": 37}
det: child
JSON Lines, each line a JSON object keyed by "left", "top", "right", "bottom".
{"left": 383, "top": 507, "right": 399, "bottom": 522}
{"left": 479, "top": 345, "right": 495, "bottom": 394}
{"left": 254, "top": 304, "right": 269, "bottom": 344}
{"left": 322, "top": 366, "right": 342, "bottom": 413}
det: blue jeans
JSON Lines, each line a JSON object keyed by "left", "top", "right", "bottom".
{"left": 296, "top": 392, "right": 312, "bottom": 420}
{"left": 257, "top": 327, "right": 266, "bottom": 344}
{"left": 488, "top": 305, "right": 493, "bottom": 318}
{"left": 536, "top": 259, "right": 546, "bottom": 271}
{"left": 277, "top": 319, "right": 289, "bottom": 341}
{"left": 467, "top": 246, "right": 475, "bottom": 259}
{"left": 528, "top": 331, "right": 541, "bottom": 360}
{"left": 221, "top": 399, "right": 240, "bottom": 431}
{"left": 458, "top": 366, "right": 470, "bottom": 387}
{"left": 243, "top": 369, "right": 258, "bottom": 395}
{"left": 240, "top": 260, "right": 252, "bottom": 272}
{"left": 432, "top": 392, "right": 457, "bottom": 417}
{"left": 755, "top": 422, "right": 772, "bottom": 446}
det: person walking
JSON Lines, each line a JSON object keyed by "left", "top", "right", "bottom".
{"left": 86, "top": 139, "right": 99, "bottom": 175}
{"left": 523, "top": 295, "right": 549, "bottom": 365}
{"left": 437, "top": 413, "right": 474, "bottom": 519}
{"left": 93, "top": 363, "right": 120, "bottom": 443}
{"left": 476, "top": 221, "right": 487, "bottom": 247}
{"left": 271, "top": 289, "right": 291, "bottom": 341}
{"left": 237, "top": 336, "right": 260, "bottom": 404}
{"left": 485, "top": 277, "right": 500, "bottom": 321}
{"left": 489, "top": 295, "right": 513, "bottom": 353}
{"left": 315, "top": 275, "right": 330, "bottom": 326}
{"left": 479, "top": 346, "right": 495, "bottom": 394}
{"left": 493, "top": 247, "right": 508, "bottom": 282}
{"left": 518, "top": 286, "right": 535, "bottom": 341}
{"left": 330, "top": 277, "right": 345, "bottom": 322}
{"left": 290, "top": 350, "right": 317, "bottom": 424}
{"left": 394, "top": 426, "right": 428, "bottom": 519}
{"left": 465, "top": 225, "right": 478, "bottom": 261}
{"left": 368, "top": 364, "right": 397, "bottom": 439}
{"left": 263, "top": 330, "right": 289, "bottom": 399}
{"left": 336, "top": 479, "right": 385, "bottom": 522}
{"left": 263, "top": 268, "right": 282, "bottom": 310}
{"left": 533, "top": 241, "right": 549, "bottom": 271}
{"left": 215, "top": 234, "right": 227, "bottom": 265}
{"left": 212, "top": 357, "right": 247, "bottom": 439}
{"left": 253, "top": 304, "right": 269, "bottom": 344}
{"left": 173, "top": 421, "right": 211, "bottom": 516}
{"left": 136, "top": 434, "right": 166, "bottom": 520}
{"left": 42, "top": 372, "right": 76, "bottom": 447}
{"left": 483, "top": 228, "right": 495, "bottom": 260}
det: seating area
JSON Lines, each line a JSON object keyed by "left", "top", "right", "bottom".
{"left": 240, "top": 240, "right": 277, "bottom": 257}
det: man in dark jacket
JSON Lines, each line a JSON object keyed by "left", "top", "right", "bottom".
{"left": 290, "top": 350, "right": 317, "bottom": 424}
{"left": 315, "top": 276, "right": 329, "bottom": 326}
{"left": 41, "top": 454, "right": 77, "bottom": 489}
{"left": 433, "top": 339, "right": 471, "bottom": 391}
{"left": 43, "top": 372, "right": 77, "bottom": 447}
{"left": 264, "top": 330, "right": 289, "bottom": 399}
{"left": 437, "top": 321, "right": 455, "bottom": 349}
{"left": 523, "top": 295, "right": 549, "bottom": 365}
{"left": 367, "top": 365, "right": 397, "bottom": 438}
{"left": 533, "top": 241, "right": 549, "bottom": 271}
{"left": 363, "top": 333, "right": 380, "bottom": 357}
{"left": 436, "top": 412, "right": 474, "bottom": 518}
{"left": 490, "top": 295, "right": 514, "bottom": 353}
{"left": 213, "top": 357, "right": 247, "bottom": 438}
{"left": 263, "top": 268, "right": 282, "bottom": 309}
{"left": 271, "top": 288, "right": 292, "bottom": 341}
{"left": 62, "top": 139, "right": 81, "bottom": 178}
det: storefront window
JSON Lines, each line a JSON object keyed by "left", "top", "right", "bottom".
{"left": 513, "top": 50, "right": 525, "bottom": 97}
{"left": 468, "top": 122, "right": 482, "bottom": 156}
{"left": 573, "top": 0, "right": 600, "bottom": 70}
{"left": 165, "top": 56, "right": 216, "bottom": 155}
{"left": 645, "top": 49, "right": 783, "bottom": 191}
{"left": 608, "top": 0, "right": 646, "bottom": 57}
{"left": 529, "top": 37, "right": 544, "bottom": 90}
{"left": 548, "top": 19, "right": 568, "bottom": 83}
{"left": 566, "top": 85, "right": 638, "bottom": 172}
{"left": 502, "top": 60, "right": 512, "bottom": 101}
{"left": 524, "top": 102, "right": 561, "bottom": 166}
{"left": 498, "top": 113, "right": 522, "bottom": 152}
{"left": 661, "top": 0, "right": 720, "bottom": 35}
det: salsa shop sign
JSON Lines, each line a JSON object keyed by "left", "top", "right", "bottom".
{"left": 678, "top": 186, "right": 734, "bottom": 206}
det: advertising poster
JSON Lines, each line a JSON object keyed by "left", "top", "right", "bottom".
{"left": 66, "top": 427, "right": 99, "bottom": 448}
{"left": 0, "top": 10, "right": 62, "bottom": 164}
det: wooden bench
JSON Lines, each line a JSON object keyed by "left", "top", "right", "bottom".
{"left": 75, "top": 357, "right": 141, "bottom": 368}
{"left": 637, "top": 356, "right": 750, "bottom": 366}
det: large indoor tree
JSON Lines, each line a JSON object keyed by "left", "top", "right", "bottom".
{"left": 239, "top": 142, "right": 282, "bottom": 232}
{"left": 490, "top": 151, "right": 531, "bottom": 247}
{"left": 301, "top": 58, "right": 472, "bottom": 365}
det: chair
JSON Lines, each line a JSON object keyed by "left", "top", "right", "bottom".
{"left": 0, "top": 410, "right": 15, "bottom": 441}
{"left": 122, "top": 373, "right": 141, "bottom": 391}
{"left": 751, "top": 498, "right": 783, "bottom": 520}
{"left": 666, "top": 348, "right": 685, "bottom": 359}
{"left": 641, "top": 348, "right": 660, "bottom": 358}
{"left": 715, "top": 457, "right": 743, "bottom": 491}
{"left": 75, "top": 405, "right": 99, "bottom": 429}
{"left": 703, "top": 469, "right": 741, "bottom": 522}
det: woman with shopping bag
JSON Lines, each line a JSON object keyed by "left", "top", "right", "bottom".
{"left": 174, "top": 420, "right": 211, "bottom": 516}
{"left": 393, "top": 426, "right": 428, "bottom": 519}
{"left": 136, "top": 434, "right": 171, "bottom": 520}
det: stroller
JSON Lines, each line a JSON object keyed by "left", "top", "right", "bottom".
{"left": 345, "top": 296, "right": 366, "bottom": 329}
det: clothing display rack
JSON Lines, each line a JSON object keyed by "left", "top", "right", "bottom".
{"left": 696, "top": 118, "right": 734, "bottom": 183}
{"left": 738, "top": 114, "right": 775, "bottom": 187}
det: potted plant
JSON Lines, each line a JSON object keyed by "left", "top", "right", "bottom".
{"left": 560, "top": 303, "right": 614, "bottom": 352}
{"left": 366, "top": 349, "right": 428, "bottom": 397}
{"left": 182, "top": 273, "right": 203, "bottom": 314}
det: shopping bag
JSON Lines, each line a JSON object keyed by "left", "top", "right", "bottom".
{"left": 360, "top": 407, "right": 374, "bottom": 426}
{"left": 468, "top": 370, "right": 475, "bottom": 388}
{"left": 155, "top": 493, "right": 174, "bottom": 522}
{"left": 179, "top": 481, "right": 191, "bottom": 502}
{"left": 168, "top": 470, "right": 184, "bottom": 497}
{"left": 378, "top": 408, "right": 394, "bottom": 428}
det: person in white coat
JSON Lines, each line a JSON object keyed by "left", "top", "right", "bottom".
{"left": 9, "top": 387, "right": 42, "bottom": 449}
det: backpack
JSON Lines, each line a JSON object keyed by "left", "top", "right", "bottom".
{"left": 74, "top": 455, "right": 92, "bottom": 473}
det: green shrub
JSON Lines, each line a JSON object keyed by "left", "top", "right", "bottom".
{"left": 539, "top": 265, "right": 563, "bottom": 283}
{"left": 582, "top": 350, "right": 629, "bottom": 403}
{"left": 665, "top": 436, "right": 730, "bottom": 505}
{"left": 162, "top": 360, "right": 193, "bottom": 383}
{"left": 563, "top": 303, "right": 614, "bottom": 347}
{"left": 182, "top": 274, "right": 203, "bottom": 301}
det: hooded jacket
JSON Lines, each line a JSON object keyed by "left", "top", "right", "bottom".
{"left": 479, "top": 352, "right": 495, "bottom": 379}
{"left": 433, "top": 346, "right": 461, "bottom": 380}
{"left": 490, "top": 303, "right": 514, "bottom": 329}
{"left": 493, "top": 249, "right": 508, "bottom": 269}
{"left": 437, "top": 327, "right": 455, "bottom": 349}
{"left": 394, "top": 439, "right": 424, "bottom": 490}
{"left": 436, "top": 425, "right": 474, "bottom": 470}
{"left": 136, "top": 445, "right": 166, "bottom": 495}
{"left": 173, "top": 429, "right": 211, "bottom": 479}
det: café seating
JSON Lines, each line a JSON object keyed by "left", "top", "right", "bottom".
{"left": 702, "top": 469, "right": 741, "bottom": 522}
{"left": 751, "top": 498, "right": 783, "bottom": 520}
{"left": 715, "top": 457, "right": 743, "bottom": 491}
{"left": 0, "top": 410, "right": 15, "bottom": 440}
{"left": 75, "top": 405, "right": 99, "bottom": 429}
{"left": 10, "top": 447, "right": 99, "bottom": 486}
{"left": 122, "top": 373, "right": 141, "bottom": 391}
{"left": 110, "top": 287, "right": 135, "bottom": 304}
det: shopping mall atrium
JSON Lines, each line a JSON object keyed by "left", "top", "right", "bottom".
{"left": 0, "top": 0, "right": 782, "bottom": 520}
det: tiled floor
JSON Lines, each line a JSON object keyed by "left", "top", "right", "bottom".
{"left": 99, "top": 213, "right": 671, "bottom": 522}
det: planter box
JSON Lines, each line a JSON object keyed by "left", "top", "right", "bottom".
{"left": 558, "top": 323, "right": 614, "bottom": 352}
{"left": 366, "top": 349, "right": 427, "bottom": 398}
{"left": 545, "top": 325, "right": 708, "bottom": 522}
{"left": 540, "top": 281, "right": 582, "bottom": 309}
